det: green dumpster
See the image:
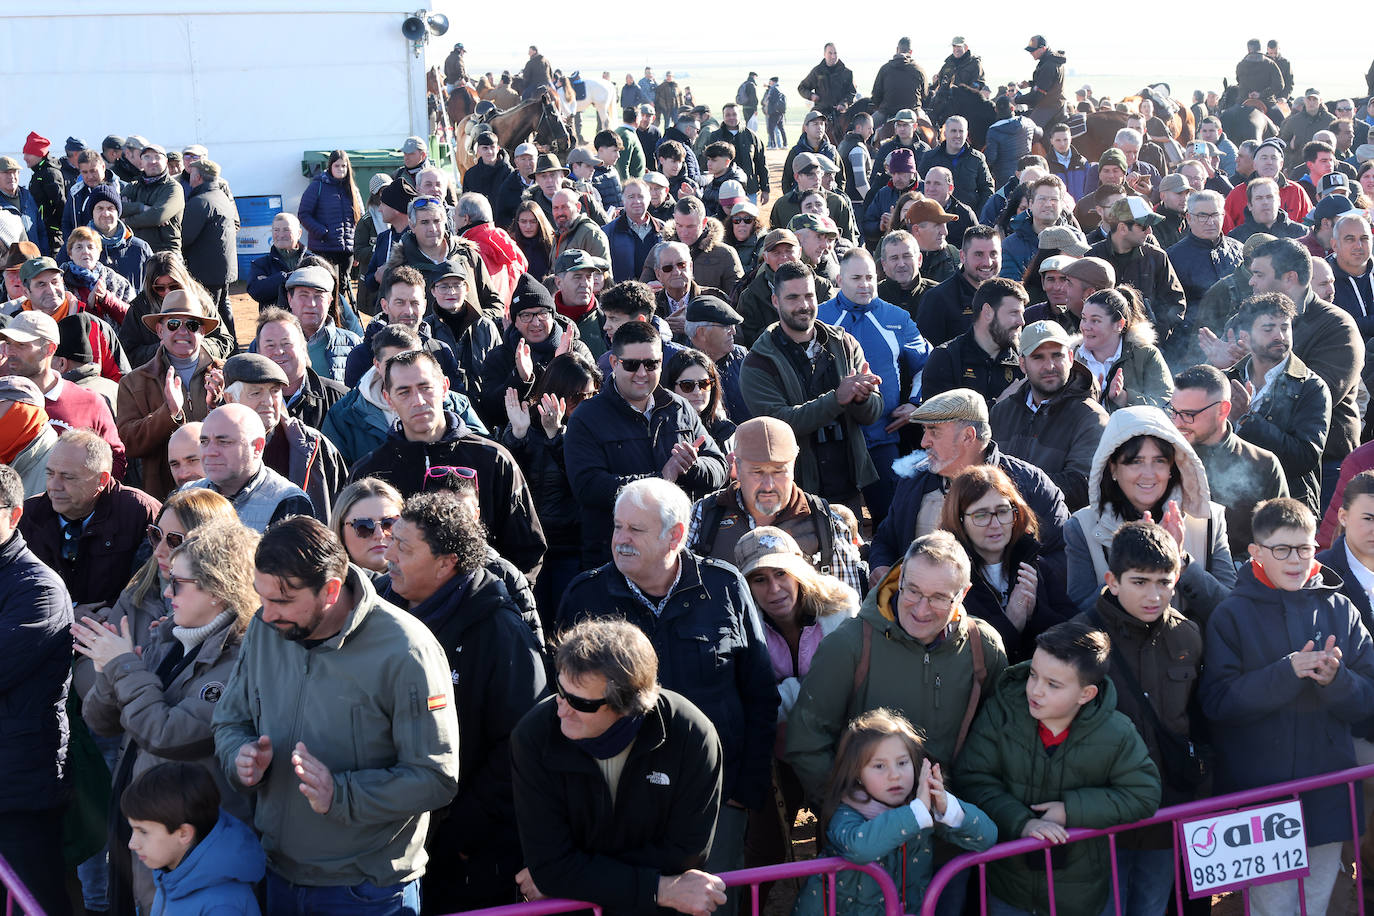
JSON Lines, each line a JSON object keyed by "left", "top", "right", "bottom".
{"left": 302, "top": 143, "right": 454, "bottom": 195}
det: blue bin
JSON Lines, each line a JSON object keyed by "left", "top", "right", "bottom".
{"left": 236, "top": 195, "right": 284, "bottom": 280}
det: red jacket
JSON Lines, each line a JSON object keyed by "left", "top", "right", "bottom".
{"left": 1223, "top": 176, "right": 1312, "bottom": 232}
{"left": 460, "top": 221, "right": 528, "bottom": 312}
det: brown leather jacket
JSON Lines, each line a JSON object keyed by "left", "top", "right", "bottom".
{"left": 116, "top": 347, "right": 222, "bottom": 499}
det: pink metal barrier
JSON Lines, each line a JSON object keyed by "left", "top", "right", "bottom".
{"left": 459, "top": 856, "right": 908, "bottom": 916}
{"left": 0, "top": 854, "right": 42, "bottom": 916}
{"left": 920, "top": 762, "right": 1374, "bottom": 916}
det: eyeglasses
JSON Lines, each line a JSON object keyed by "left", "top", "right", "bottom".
{"left": 617, "top": 358, "right": 661, "bottom": 373}
{"left": 423, "top": 465, "right": 478, "bottom": 493}
{"left": 146, "top": 525, "right": 185, "bottom": 550}
{"left": 900, "top": 586, "right": 957, "bottom": 612}
{"left": 169, "top": 576, "right": 200, "bottom": 597}
{"left": 162, "top": 317, "right": 204, "bottom": 334}
{"left": 515, "top": 308, "right": 552, "bottom": 323}
{"left": 675, "top": 378, "right": 713, "bottom": 393}
{"left": 965, "top": 505, "right": 1017, "bottom": 527}
{"left": 347, "top": 515, "right": 399, "bottom": 538}
{"left": 1164, "top": 400, "right": 1223, "bottom": 423}
{"left": 1257, "top": 543, "right": 1317, "bottom": 561}
{"left": 1189, "top": 212, "right": 1221, "bottom": 222}
{"left": 556, "top": 680, "right": 608, "bottom": 713}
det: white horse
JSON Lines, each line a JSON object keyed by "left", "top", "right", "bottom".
{"left": 553, "top": 75, "right": 615, "bottom": 142}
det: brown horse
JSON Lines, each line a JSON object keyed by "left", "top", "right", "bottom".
{"left": 454, "top": 91, "right": 570, "bottom": 176}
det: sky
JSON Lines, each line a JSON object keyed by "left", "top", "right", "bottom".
{"left": 431, "top": 9, "right": 1369, "bottom": 108}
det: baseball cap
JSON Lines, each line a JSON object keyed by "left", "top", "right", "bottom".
{"left": 1109, "top": 196, "right": 1164, "bottom": 227}
{"left": 908, "top": 388, "right": 988, "bottom": 425}
{"left": 1305, "top": 88, "right": 1321, "bottom": 98}
{"left": 142, "top": 143, "right": 167, "bottom": 156}
{"left": 789, "top": 213, "right": 839, "bottom": 236}
{"left": 951, "top": 36, "right": 967, "bottom": 46}
{"left": 733, "top": 417, "right": 799, "bottom": 463}
{"left": 762, "top": 228, "right": 799, "bottom": 251}
{"left": 1158, "top": 173, "right": 1191, "bottom": 195}
{"left": 1019, "top": 320, "right": 1076, "bottom": 358}
{"left": 793, "top": 152, "right": 821, "bottom": 173}
{"left": 554, "top": 249, "right": 599, "bottom": 274}
{"left": 1040, "top": 254, "right": 1078, "bottom": 273}
{"left": 1025, "top": 35, "right": 1047, "bottom": 52}
{"left": 803, "top": 110, "right": 827, "bottom": 125}
{"left": 434, "top": 258, "right": 470, "bottom": 283}
{"left": 565, "top": 148, "right": 598, "bottom": 167}
{"left": 513, "top": 142, "right": 538, "bottom": 159}
{"left": 685, "top": 295, "right": 743, "bottom": 326}
{"left": 893, "top": 109, "right": 918, "bottom": 123}
{"left": 0, "top": 311, "right": 59, "bottom": 346}
{"left": 101, "top": 135, "right": 125, "bottom": 152}
{"left": 1320, "top": 172, "right": 1350, "bottom": 195}
{"left": 729, "top": 201, "right": 760, "bottom": 220}
{"left": 1311, "top": 194, "right": 1355, "bottom": 226}
{"left": 182, "top": 144, "right": 209, "bottom": 158}
{"left": 0, "top": 157, "right": 19, "bottom": 173}
{"left": 125, "top": 136, "right": 149, "bottom": 151}
{"left": 905, "top": 199, "right": 957, "bottom": 224}
{"left": 717, "top": 179, "right": 746, "bottom": 202}
{"left": 18, "top": 257, "right": 60, "bottom": 283}
{"left": 401, "top": 136, "right": 426, "bottom": 154}
{"left": 733, "top": 526, "right": 812, "bottom": 579}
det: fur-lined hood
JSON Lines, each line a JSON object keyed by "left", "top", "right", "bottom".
{"left": 663, "top": 215, "right": 727, "bottom": 255}
{"left": 1086, "top": 405, "right": 1210, "bottom": 518}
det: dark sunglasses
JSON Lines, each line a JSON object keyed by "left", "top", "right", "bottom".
{"left": 152, "top": 281, "right": 181, "bottom": 294}
{"left": 169, "top": 576, "right": 199, "bottom": 597}
{"left": 731, "top": 216, "right": 756, "bottom": 225}
{"left": 347, "top": 515, "right": 399, "bottom": 538}
{"left": 162, "top": 317, "right": 204, "bottom": 333}
{"left": 556, "top": 680, "right": 608, "bottom": 713}
{"left": 675, "top": 378, "right": 713, "bottom": 392}
{"left": 146, "top": 525, "right": 185, "bottom": 550}
{"left": 423, "top": 465, "right": 478, "bottom": 493}
{"left": 618, "top": 357, "right": 661, "bottom": 373}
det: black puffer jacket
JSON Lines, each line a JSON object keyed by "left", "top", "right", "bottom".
{"left": 0, "top": 529, "right": 72, "bottom": 814}
{"left": 477, "top": 314, "right": 594, "bottom": 427}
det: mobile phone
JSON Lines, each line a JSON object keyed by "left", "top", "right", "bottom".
{"left": 1193, "top": 141, "right": 1208, "bottom": 156}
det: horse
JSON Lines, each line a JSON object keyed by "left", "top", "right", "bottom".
{"left": 428, "top": 66, "right": 479, "bottom": 127}
{"left": 1217, "top": 83, "right": 1280, "bottom": 144}
{"left": 1127, "top": 86, "right": 1195, "bottom": 144}
{"left": 455, "top": 91, "right": 570, "bottom": 174}
{"left": 928, "top": 84, "right": 997, "bottom": 149}
{"left": 831, "top": 98, "right": 936, "bottom": 149}
{"left": 564, "top": 74, "right": 616, "bottom": 139}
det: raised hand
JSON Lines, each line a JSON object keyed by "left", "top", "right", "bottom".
{"left": 235, "top": 735, "right": 273, "bottom": 787}
{"left": 163, "top": 366, "right": 185, "bottom": 417}
{"left": 538, "top": 393, "right": 566, "bottom": 437}
{"left": 1006, "top": 563, "right": 1039, "bottom": 632}
{"left": 663, "top": 434, "right": 706, "bottom": 482}
{"left": 504, "top": 387, "right": 530, "bottom": 439}
{"left": 1107, "top": 369, "right": 1127, "bottom": 406}
{"left": 514, "top": 338, "right": 534, "bottom": 384}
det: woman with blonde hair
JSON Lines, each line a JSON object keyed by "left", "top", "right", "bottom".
{"left": 75, "top": 517, "right": 261, "bottom": 913}
{"left": 329, "top": 476, "right": 404, "bottom": 576}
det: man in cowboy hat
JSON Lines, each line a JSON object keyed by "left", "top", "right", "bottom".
{"left": 115, "top": 289, "right": 223, "bottom": 498}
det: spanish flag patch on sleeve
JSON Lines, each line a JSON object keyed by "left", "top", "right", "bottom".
{"left": 427, "top": 694, "right": 447, "bottom": 711}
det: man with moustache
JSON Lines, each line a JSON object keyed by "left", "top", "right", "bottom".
{"left": 921, "top": 276, "right": 1027, "bottom": 406}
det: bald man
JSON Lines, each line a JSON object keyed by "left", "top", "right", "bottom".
{"left": 166, "top": 422, "right": 204, "bottom": 489}
{"left": 187, "top": 404, "right": 314, "bottom": 530}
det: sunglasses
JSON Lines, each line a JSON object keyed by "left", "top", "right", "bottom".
{"left": 556, "top": 680, "right": 608, "bottom": 713}
{"left": 169, "top": 576, "right": 199, "bottom": 597}
{"left": 146, "top": 525, "right": 185, "bottom": 550}
{"left": 162, "top": 317, "right": 204, "bottom": 333}
{"left": 423, "top": 465, "right": 478, "bottom": 493}
{"left": 347, "top": 515, "right": 399, "bottom": 538}
{"left": 731, "top": 216, "right": 756, "bottom": 225}
{"left": 617, "top": 357, "right": 661, "bottom": 373}
{"left": 675, "top": 378, "right": 713, "bottom": 392}
{"left": 152, "top": 281, "right": 181, "bottom": 294}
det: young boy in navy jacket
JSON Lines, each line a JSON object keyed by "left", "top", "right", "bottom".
{"left": 1202, "top": 497, "right": 1374, "bottom": 916}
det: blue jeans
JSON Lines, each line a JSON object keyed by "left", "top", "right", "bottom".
{"left": 266, "top": 872, "right": 420, "bottom": 916}
{"left": 1113, "top": 847, "right": 1176, "bottom": 916}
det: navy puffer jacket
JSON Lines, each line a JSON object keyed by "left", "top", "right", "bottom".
{"left": 297, "top": 172, "right": 358, "bottom": 254}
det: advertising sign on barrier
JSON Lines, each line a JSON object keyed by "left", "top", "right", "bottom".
{"left": 1180, "top": 800, "right": 1310, "bottom": 897}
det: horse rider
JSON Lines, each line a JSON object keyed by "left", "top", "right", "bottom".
{"left": 1235, "top": 39, "right": 1286, "bottom": 123}
{"left": 443, "top": 43, "right": 468, "bottom": 91}
{"left": 1015, "top": 35, "right": 1068, "bottom": 130}
{"left": 797, "top": 43, "right": 858, "bottom": 126}
{"left": 933, "top": 37, "right": 985, "bottom": 98}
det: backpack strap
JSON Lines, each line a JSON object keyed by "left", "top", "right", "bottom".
{"left": 694, "top": 498, "right": 727, "bottom": 557}
{"left": 953, "top": 622, "right": 987, "bottom": 759}
{"left": 803, "top": 492, "right": 836, "bottom": 576}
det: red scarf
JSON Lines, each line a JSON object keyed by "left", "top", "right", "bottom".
{"left": 1252, "top": 559, "right": 1321, "bottom": 590}
{"left": 1038, "top": 721, "right": 1070, "bottom": 749}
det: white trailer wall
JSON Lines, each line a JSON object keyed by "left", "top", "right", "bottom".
{"left": 0, "top": 2, "right": 433, "bottom": 206}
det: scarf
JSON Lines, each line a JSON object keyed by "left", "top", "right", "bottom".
{"left": 0, "top": 401, "right": 47, "bottom": 464}
{"left": 575, "top": 713, "right": 645, "bottom": 759}
{"left": 1253, "top": 559, "right": 1321, "bottom": 590}
{"left": 24, "top": 296, "right": 69, "bottom": 321}
{"left": 172, "top": 609, "right": 235, "bottom": 654}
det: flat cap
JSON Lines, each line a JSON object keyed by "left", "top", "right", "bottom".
{"left": 909, "top": 388, "right": 988, "bottom": 425}
{"left": 1060, "top": 256, "right": 1116, "bottom": 290}
{"left": 734, "top": 417, "right": 799, "bottom": 463}
{"left": 285, "top": 265, "right": 334, "bottom": 291}
{"left": 224, "top": 353, "right": 289, "bottom": 387}
{"left": 762, "top": 228, "right": 799, "bottom": 251}
{"left": 0, "top": 376, "right": 44, "bottom": 407}
{"left": 685, "top": 295, "right": 742, "bottom": 325}
{"left": 1037, "top": 225, "right": 1090, "bottom": 255}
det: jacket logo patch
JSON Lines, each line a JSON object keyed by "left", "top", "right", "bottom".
{"left": 428, "top": 694, "right": 448, "bottom": 711}
{"left": 963, "top": 368, "right": 976, "bottom": 378}
{"left": 647, "top": 771, "right": 671, "bottom": 786}
{"left": 719, "top": 516, "right": 738, "bottom": 529}
{"left": 451, "top": 670, "right": 460, "bottom": 685}
{"left": 199, "top": 682, "right": 224, "bottom": 704}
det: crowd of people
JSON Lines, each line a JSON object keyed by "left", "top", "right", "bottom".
{"left": 6, "top": 31, "right": 1374, "bottom": 916}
